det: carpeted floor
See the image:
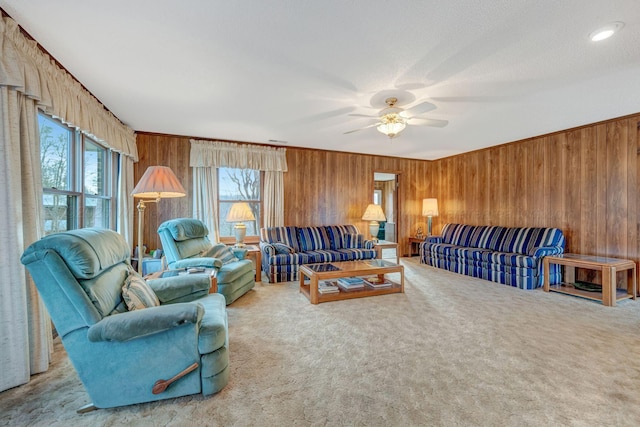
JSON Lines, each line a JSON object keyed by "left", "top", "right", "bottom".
{"left": 2, "top": 258, "right": 640, "bottom": 426}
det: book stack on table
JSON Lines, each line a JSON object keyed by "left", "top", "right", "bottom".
{"left": 318, "top": 281, "right": 340, "bottom": 294}
{"left": 336, "top": 277, "right": 365, "bottom": 291}
{"left": 364, "top": 277, "right": 392, "bottom": 289}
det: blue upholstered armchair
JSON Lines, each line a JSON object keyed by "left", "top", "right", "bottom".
{"left": 158, "top": 218, "right": 255, "bottom": 304}
{"left": 21, "top": 228, "right": 229, "bottom": 411}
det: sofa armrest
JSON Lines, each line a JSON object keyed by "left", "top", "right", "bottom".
{"left": 173, "top": 257, "right": 223, "bottom": 269}
{"left": 426, "top": 235, "right": 443, "bottom": 244}
{"left": 147, "top": 274, "right": 212, "bottom": 303}
{"left": 363, "top": 239, "right": 375, "bottom": 249}
{"left": 87, "top": 302, "right": 203, "bottom": 342}
{"left": 529, "top": 246, "right": 564, "bottom": 258}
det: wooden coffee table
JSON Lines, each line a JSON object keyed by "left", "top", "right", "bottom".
{"left": 299, "top": 260, "right": 404, "bottom": 304}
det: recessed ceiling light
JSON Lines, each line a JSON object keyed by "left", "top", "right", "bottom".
{"left": 589, "top": 22, "right": 624, "bottom": 42}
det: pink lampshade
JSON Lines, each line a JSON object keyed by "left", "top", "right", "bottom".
{"left": 131, "top": 166, "right": 186, "bottom": 199}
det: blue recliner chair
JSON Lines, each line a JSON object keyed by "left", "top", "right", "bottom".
{"left": 21, "top": 228, "right": 229, "bottom": 411}
{"left": 158, "top": 218, "right": 255, "bottom": 305}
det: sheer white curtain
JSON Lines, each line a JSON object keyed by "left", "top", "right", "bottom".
{"left": 0, "top": 15, "right": 137, "bottom": 391}
{"left": 263, "top": 171, "right": 284, "bottom": 227}
{"left": 190, "top": 140, "right": 287, "bottom": 239}
{"left": 192, "top": 167, "right": 219, "bottom": 242}
{"left": 0, "top": 86, "right": 51, "bottom": 392}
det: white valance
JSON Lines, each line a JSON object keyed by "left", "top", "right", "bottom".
{"left": 190, "top": 139, "right": 287, "bottom": 172}
{"left": 0, "top": 16, "right": 137, "bottom": 160}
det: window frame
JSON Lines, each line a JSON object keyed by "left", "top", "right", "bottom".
{"left": 39, "top": 112, "right": 117, "bottom": 235}
{"left": 217, "top": 167, "right": 263, "bottom": 245}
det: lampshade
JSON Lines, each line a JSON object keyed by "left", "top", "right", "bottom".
{"left": 226, "top": 202, "right": 256, "bottom": 222}
{"left": 131, "top": 166, "right": 186, "bottom": 199}
{"left": 376, "top": 113, "right": 407, "bottom": 139}
{"left": 422, "top": 198, "right": 439, "bottom": 217}
{"left": 362, "top": 204, "right": 386, "bottom": 222}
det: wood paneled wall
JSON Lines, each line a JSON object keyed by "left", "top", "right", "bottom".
{"left": 430, "top": 114, "right": 640, "bottom": 267}
{"left": 135, "top": 112, "right": 640, "bottom": 269}
{"left": 134, "top": 133, "right": 433, "bottom": 255}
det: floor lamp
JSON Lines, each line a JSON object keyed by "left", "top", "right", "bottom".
{"left": 422, "top": 198, "right": 439, "bottom": 236}
{"left": 131, "top": 166, "right": 186, "bottom": 274}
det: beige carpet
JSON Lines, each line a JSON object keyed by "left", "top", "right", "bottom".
{"left": 2, "top": 258, "right": 640, "bottom": 426}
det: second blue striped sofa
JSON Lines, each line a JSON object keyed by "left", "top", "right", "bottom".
{"left": 260, "top": 225, "right": 377, "bottom": 283}
{"left": 420, "top": 223, "right": 565, "bottom": 290}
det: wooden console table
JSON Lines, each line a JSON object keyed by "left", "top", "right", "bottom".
{"left": 543, "top": 254, "right": 637, "bottom": 307}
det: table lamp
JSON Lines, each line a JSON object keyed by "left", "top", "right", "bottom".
{"left": 131, "top": 166, "right": 186, "bottom": 274}
{"left": 362, "top": 204, "right": 386, "bottom": 241}
{"left": 226, "top": 202, "right": 256, "bottom": 247}
{"left": 422, "top": 198, "right": 439, "bottom": 236}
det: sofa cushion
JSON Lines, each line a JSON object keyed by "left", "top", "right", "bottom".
{"left": 326, "top": 225, "right": 360, "bottom": 250}
{"left": 297, "top": 227, "right": 331, "bottom": 251}
{"left": 342, "top": 233, "right": 363, "bottom": 249}
{"left": 122, "top": 269, "right": 160, "bottom": 311}
{"left": 273, "top": 243, "right": 295, "bottom": 254}
{"left": 260, "top": 226, "right": 300, "bottom": 251}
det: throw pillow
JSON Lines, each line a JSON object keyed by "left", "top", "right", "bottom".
{"left": 204, "top": 244, "right": 239, "bottom": 265}
{"left": 273, "top": 242, "right": 295, "bottom": 254}
{"left": 342, "top": 233, "right": 364, "bottom": 249}
{"left": 122, "top": 269, "right": 159, "bottom": 311}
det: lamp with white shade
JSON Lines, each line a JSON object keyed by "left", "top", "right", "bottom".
{"left": 226, "top": 202, "right": 256, "bottom": 247}
{"left": 362, "top": 204, "right": 386, "bottom": 241}
{"left": 422, "top": 198, "right": 439, "bottom": 236}
{"left": 131, "top": 166, "right": 186, "bottom": 274}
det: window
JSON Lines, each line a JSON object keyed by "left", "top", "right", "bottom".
{"left": 39, "top": 114, "right": 116, "bottom": 235}
{"left": 218, "top": 167, "right": 261, "bottom": 239}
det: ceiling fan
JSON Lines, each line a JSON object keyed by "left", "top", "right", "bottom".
{"left": 344, "top": 97, "right": 448, "bottom": 139}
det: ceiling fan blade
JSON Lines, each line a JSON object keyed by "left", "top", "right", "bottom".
{"left": 410, "top": 117, "right": 449, "bottom": 128}
{"left": 343, "top": 123, "right": 380, "bottom": 134}
{"left": 404, "top": 101, "right": 437, "bottom": 115}
{"left": 348, "top": 113, "right": 379, "bottom": 118}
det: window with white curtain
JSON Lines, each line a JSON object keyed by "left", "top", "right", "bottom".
{"left": 218, "top": 167, "right": 262, "bottom": 238}
{"left": 39, "top": 113, "right": 117, "bottom": 234}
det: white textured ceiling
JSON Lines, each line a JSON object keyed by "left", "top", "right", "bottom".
{"left": 2, "top": 0, "right": 640, "bottom": 160}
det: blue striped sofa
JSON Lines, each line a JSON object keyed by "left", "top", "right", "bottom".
{"left": 260, "top": 225, "right": 377, "bottom": 283}
{"left": 420, "top": 223, "right": 565, "bottom": 290}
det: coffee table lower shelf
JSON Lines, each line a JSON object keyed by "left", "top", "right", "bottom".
{"left": 300, "top": 281, "right": 403, "bottom": 303}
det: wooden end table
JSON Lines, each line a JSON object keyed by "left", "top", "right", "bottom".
{"left": 543, "top": 253, "right": 637, "bottom": 307}
{"left": 241, "top": 245, "right": 262, "bottom": 282}
{"left": 374, "top": 240, "right": 399, "bottom": 264}
{"left": 408, "top": 237, "right": 426, "bottom": 257}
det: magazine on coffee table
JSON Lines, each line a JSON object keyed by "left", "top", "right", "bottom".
{"left": 363, "top": 277, "right": 392, "bottom": 288}
{"left": 318, "top": 281, "right": 340, "bottom": 294}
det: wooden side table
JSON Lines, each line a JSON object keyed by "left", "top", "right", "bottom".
{"left": 242, "top": 245, "right": 262, "bottom": 282}
{"left": 408, "top": 237, "right": 426, "bottom": 257}
{"left": 543, "top": 253, "right": 637, "bottom": 307}
{"left": 373, "top": 240, "right": 399, "bottom": 264}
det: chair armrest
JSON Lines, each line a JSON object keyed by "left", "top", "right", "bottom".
{"left": 148, "top": 274, "right": 212, "bottom": 303}
{"left": 173, "top": 257, "right": 223, "bottom": 269}
{"left": 260, "top": 242, "right": 276, "bottom": 257}
{"left": 426, "top": 235, "right": 443, "bottom": 244}
{"left": 87, "top": 302, "right": 204, "bottom": 342}
{"left": 231, "top": 247, "right": 248, "bottom": 260}
{"left": 363, "top": 239, "right": 375, "bottom": 249}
